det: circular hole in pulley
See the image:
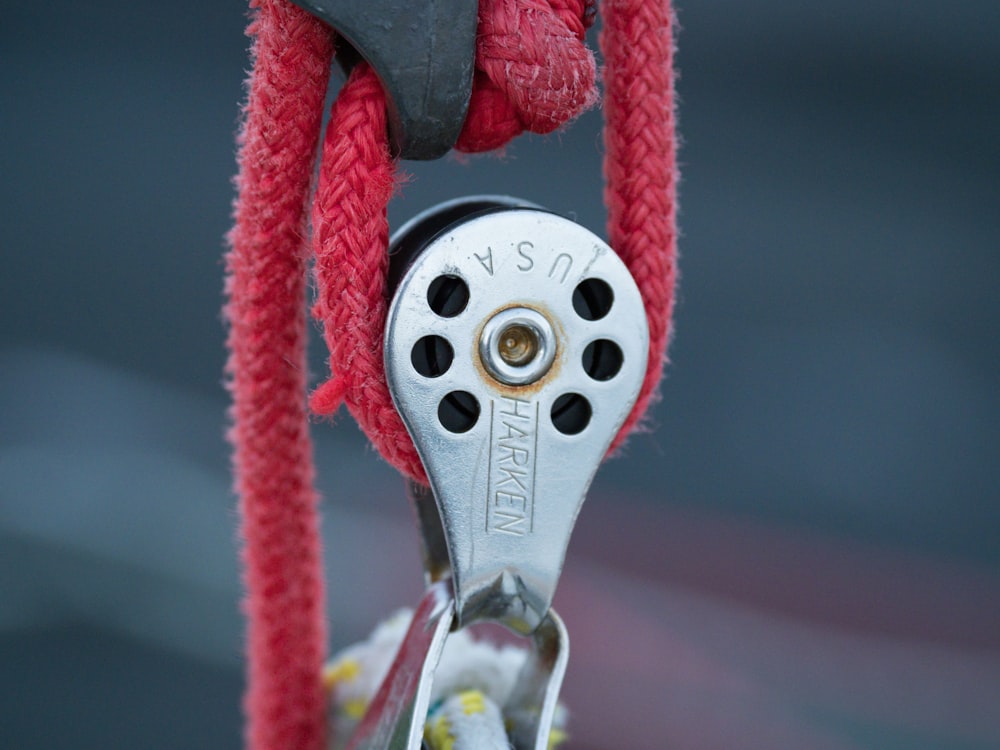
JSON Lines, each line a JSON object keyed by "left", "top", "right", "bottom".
{"left": 551, "top": 393, "right": 592, "bottom": 435}
{"left": 582, "top": 339, "right": 624, "bottom": 381}
{"left": 572, "top": 278, "right": 614, "bottom": 321}
{"left": 438, "top": 391, "right": 481, "bottom": 433}
{"left": 427, "top": 275, "right": 470, "bottom": 318}
{"left": 411, "top": 335, "right": 454, "bottom": 378}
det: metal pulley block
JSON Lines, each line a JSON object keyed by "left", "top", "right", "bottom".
{"left": 348, "top": 197, "right": 649, "bottom": 750}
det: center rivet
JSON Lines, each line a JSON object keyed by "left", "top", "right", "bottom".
{"left": 498, "top": 324, "right": 539, "bottom": 366}
{"left": 480, "top": 307, "right": 556, "bottom": 386}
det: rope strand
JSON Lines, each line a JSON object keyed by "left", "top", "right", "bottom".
{"left": 225, "top": 3, "right": 332, "bottom": 749}
{"left": 603, "top": 0, "right": 679, "bottom": 448}
{"left": 309, "top": 64, "right": 423, "bottom": 479}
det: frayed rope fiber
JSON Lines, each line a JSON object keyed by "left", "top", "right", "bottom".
{"left": 309, "top": 0, "right": 676, "bottom": 482}
{"left": 226, "top": 0, "right": 676, "bottom": 747}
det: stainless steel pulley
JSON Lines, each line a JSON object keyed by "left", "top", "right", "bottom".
{"left": 347, "top": 197, "right": 649, "bottom": 750}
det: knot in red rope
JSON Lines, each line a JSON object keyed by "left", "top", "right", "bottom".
{"left": 457, "top": 0, "right": 598, "bottom": 153}
{"left": 305, "top": 0, "right": 676, "bottom": 489}
{"left": 307, "top": 0, "right": 603, "bottom": 484}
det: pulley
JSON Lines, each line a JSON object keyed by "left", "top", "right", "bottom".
{"left": 346, "top": 197, "right": 649, "bottom": 750}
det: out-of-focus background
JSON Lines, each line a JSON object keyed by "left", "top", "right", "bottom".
{"left": 2, "top": 1, "right": 999, "bottom": 748}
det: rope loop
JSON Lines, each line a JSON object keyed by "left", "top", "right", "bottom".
{"left": 457, "top": 0, "right": 598, "bottom": 152}
{"left": 309, "top": 0, "right": 606, "bottom": 483}
{"left": 309, "top": 0, "right": 677, "bottom": 483}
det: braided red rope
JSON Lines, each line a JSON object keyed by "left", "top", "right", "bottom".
{"left": 225, "top": 3, "right": 332, "bottom": 748}
{"left": 227, "top": 0, "right": 675, "bottom": 747}
{"left": 603, "top": 0, "right": 678, "bottom": 450}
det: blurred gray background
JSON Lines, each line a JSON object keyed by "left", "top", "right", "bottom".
{"left": 2, "top": 1, "right": 998, "bottom": 748}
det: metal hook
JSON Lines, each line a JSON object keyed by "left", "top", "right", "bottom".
{"left": 289, "top": 0, "right": 478, "bottom": 160}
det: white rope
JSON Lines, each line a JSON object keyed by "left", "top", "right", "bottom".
{"left": 324, "top": 610, "right": 568, "bottom": 750}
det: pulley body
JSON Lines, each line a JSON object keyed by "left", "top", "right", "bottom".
{"left": 347, "top": 197, "right": 648, "bottom": 750}
{"left": 386, "top": 197, "right": 649, "bottom": 631}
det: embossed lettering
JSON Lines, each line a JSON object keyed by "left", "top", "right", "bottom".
{"left": 516, "top": 241, "right": 535, "bottom": 272}
{"left": 493, "top": 509, "right": 527, "bottom": 536}
{"left": 500, "top": 420, "right": 529, "bottom": 440}
{"left": 475, "top": 247, "right": 494, "bottom": 276}
{"left": 548, "top": 253, "right": 573, "bottom": 283}
{"left": 496, "top": 464, "right": 528, "bottom": 492}
{"left": 498, "top": 443, "right": 530, "bottom": 466}
{"left": 487, "top": 398, "right": 538, "bottom": 535}
{"left": 499, "top": 396, "right": 532, "bottom": 420}
{"left": 495, "top": 491, "right": 527, "bottom": 511}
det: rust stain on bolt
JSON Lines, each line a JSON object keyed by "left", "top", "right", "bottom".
{"left": 473, "top": 302, "right": 564, "bottom": 398}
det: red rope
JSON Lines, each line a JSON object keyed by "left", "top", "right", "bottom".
{"left": 455, "top": 0, "right": 598, "bottom": 152}
{"left": 310, "top": 64, "right": 416, "bottom": 476}
{"left": 225, "top": 3, "right": 332, "bottom": 749}
{"left": 227, "top": 0, "right": 676, "bottom": 747}
{"left": 603, "top": 0, "right": 679, "bottom": 449}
